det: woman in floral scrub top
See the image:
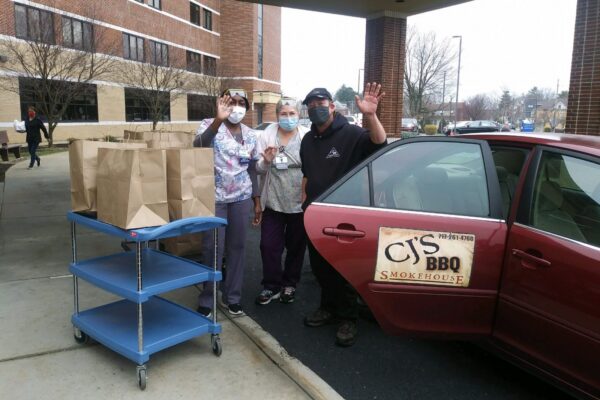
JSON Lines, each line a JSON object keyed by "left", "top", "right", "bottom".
{"left": 194, "top": 89, "right": 260, "bottom": 316}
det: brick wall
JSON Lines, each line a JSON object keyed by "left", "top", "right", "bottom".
{"left": 566, "top": 0, "right": 600, "bottom": 135}
{"left": 364, "top": 15, "right": 406, "bottom": 136}
{"left": 3, "top": 0, "right": 221, "bottom": 57}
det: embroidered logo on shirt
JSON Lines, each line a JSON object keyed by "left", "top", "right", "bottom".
{"left": 326, "top": 147, "right": 341, "bottom": 159}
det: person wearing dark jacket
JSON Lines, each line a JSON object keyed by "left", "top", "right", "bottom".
{"left": 25, "top": 106, "right": 49, "bottom": 169}
{"left": 299, "top": 83, "right": 387, "bottom": 347}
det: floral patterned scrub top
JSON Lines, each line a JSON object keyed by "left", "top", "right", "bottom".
{"left": 196, "top": 118, "right": 258, "bottom": 204}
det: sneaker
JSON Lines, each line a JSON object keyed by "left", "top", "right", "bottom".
{"left": 279, "top": 287, "right": 296, "bottom": 304}
{"left": 196, "top": 305, "right": 212, "bottom": 319}
{"left": 255, "top": 289, "right": 280, "bottom": 305}
{"left": 335, "top": 320, "right": 358, "bottom": 347}
{"left": 303, "top": 308, "right": 337, "bottom": 327}
{"left": 228, "top": 303, "right": 245, "bottom": 316}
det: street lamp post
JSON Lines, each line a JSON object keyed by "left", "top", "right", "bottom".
{"left": 452, "top": 35, "right": 462, "bottom": 126}
{"left": 357, "top": 68, "right": 364, "bottom": 94}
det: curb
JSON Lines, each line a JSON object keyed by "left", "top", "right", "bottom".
{"left": 222, "top": 311, "right": 344, "bottom": 400}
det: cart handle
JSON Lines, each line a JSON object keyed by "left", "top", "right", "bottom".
{"left": 67, "top": 212, "right": 227, "bottom": 241}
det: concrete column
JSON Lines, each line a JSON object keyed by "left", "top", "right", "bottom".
{"left": 566, "top": 0, "right": 600, "bottom": 135}
{"left": 364, "top": 12, "right": 407, "bottom": 136}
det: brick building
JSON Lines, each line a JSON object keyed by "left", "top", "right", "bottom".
{"left": 566, "top": 0, "right": 600, "bottom": 135}
{"left": 0, "top": 0, "right": 281, "bottom": 142}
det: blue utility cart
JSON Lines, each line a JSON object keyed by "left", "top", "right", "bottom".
{"left": 67, "top": 212, "right": 227, "bottom": 390}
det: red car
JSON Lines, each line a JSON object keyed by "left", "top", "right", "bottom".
{"left": 305, "top": 133, "right": 600, "bottom": 399}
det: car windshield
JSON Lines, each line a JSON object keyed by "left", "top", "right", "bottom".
{"left": 402, "top": 118, "right": 416, "bottom": 125}
{"left": 254, "top": 122, "right": 272, "bottom": 130}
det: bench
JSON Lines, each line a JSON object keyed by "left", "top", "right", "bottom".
{"left": 0, "top": 130, "right": 22, "bottom": 162}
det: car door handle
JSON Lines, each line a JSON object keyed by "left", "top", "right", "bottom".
{"left": 512, "top": 249, "right": 551, "bottom": 269}
{"left": 323, "top": 227, "right": 365, "bottom": 238}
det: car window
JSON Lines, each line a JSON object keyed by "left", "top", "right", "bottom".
{"left": 529, "top": 151, "right": 600, "bottom": 247}
{"left": 490, "top": 146, "right": 529, "bottom": 217}
{"left": 371, "top": 141, "right": 490, "bottom": 217}
{"left": 322, "top": 166, "right": 370, "bottom": 207}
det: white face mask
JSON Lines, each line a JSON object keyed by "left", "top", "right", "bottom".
{"left": 228, "top": 106, "right": 246, "bottom": 124}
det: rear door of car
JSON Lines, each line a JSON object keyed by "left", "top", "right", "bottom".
{"left": 493, "top": 145, "right": 600, "bottom": 395}
{"left": 304, "top": 137, "right": 507, "bottom": 337}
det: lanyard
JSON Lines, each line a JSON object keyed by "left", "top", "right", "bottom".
{"left": 226, "top": 125, "right": 244, "bottom": 146}
{"left": 275, "top": 130, "right": 298, "bottom": 154}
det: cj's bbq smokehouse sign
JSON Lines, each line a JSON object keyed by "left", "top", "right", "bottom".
{"left": 375, "top": 227, "right": 475, "bottom": 287}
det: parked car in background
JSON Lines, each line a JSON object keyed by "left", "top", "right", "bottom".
{"left": 401, "top": 118, "right": 421, "bottom": 132}
{"left": 446, "top": 120, "right": 500, "bottom": 135}
{"left": 299, "top": 118, "right": 312, "bottom": 128}
{"left": 345, "top": 115, "right": 362, "bottom": 127}
{"left": 254, "top": 121, "right": 276, "bottom": 131}
{"left": 304, "top": 133, "right": 600, "bottom": 400}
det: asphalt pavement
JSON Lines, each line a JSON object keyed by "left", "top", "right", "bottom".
{"left": 239, "top": 223, "right": 575, "bottom": 400}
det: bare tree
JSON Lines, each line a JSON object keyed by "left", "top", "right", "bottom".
{"left": 404, "top": 27, "right": 456, "bottom": 121}
{"left": 464, "top": 94, "right": 491, "bottom": 120}
{"left": 0, "top": 1, "right": 119, "bottom": 146}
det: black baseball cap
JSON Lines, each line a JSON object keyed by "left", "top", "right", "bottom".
{"left": 302, "top": 88, "right": 333, "bottom": 105}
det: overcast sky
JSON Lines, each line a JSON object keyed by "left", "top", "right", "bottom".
{"left": 280, "top": 0, "right": 576, "bottom": 101}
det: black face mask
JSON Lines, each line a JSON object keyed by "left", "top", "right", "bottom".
{"left": 308, "top": 106, "right": 331, "bottom": 126}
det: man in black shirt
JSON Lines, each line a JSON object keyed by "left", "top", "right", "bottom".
{"left": 300, "top": 83, "right": 387, "bottom": 347}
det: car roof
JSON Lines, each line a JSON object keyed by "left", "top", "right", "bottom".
{"left": 463, "top": 132, "right": 600, "bottom": 157}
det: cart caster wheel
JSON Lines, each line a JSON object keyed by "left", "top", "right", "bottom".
{"left": 211, "top": 335, "right": 222, "bottom": 357}
{"left": 137, "top": 367, "right": 147, "bottom": 390}
{"left": 73, "top": 328, "right": 89, "bottom": 344}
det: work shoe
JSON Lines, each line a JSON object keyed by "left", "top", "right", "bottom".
{"left": 255, "top": 289, "right": 280, "bottom": 305}
{"left": 279, "top": 287, "right": 296, "bottom": 304}
{"left": 196, "top": 305, "right": 212, "bottom": 319}
{"left": 335, "top": 320, "right": 358, "bottom": 347}
{"left": 228, "top": 303, "right": 245, "bottom": 316}
{"left": 303, "top": 308, "right": 337, "bottom": 327}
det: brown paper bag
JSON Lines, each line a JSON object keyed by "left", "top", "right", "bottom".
{"left": 162, "top": 233, "right": 204, "bottom": 257}
{"left": 96, "top": 148, "right": 169, "bottom": 229}
{"left": 166, "top": 148, "right": 215, "bottom": 220}
{"left": 69, "top": 140, "right": 147, "bottom": 212}
{"left": 124, "top": 130, "right": 194, "bottom": 149}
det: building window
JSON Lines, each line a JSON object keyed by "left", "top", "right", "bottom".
{"left": 62, "top": 17, "right": 93, "bottom": 51}
{"left": 148, "top": 0, "right": 161, "bottom": 10}
{"left": 19, "top": 77, "right": 98, "bottom": 122}
{"left": 186, "top": 51, "right": 202, "bottom": 73}
{"left": 190, "top": 3, "right": 201, "bottom": 26}
{"left": 150, "top": 41, "right": 169, "bottom": 66}
{"left": 203, "top": 55, "right": 216, "bottom": 76}
{"left": 257, "top": 4, "right": 263, "bottom": 79}
{"left": 188, "top": 94, "right": 215, "bottom": 121}
{"left": 14, "top": 4, "right": 55, "bottom": 44}
{"left": 125, "top": 88, "right": 170, "bottom": 122}
{"left": 123, "top": 33, "right": 144, "bottom": 62}
{"left": 203, "top": 9, "right": 212, "bottom": 31}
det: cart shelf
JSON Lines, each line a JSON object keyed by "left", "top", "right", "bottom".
{"left": 72, "top": 296, "right": 221, "bottom": 365}
{"left": 70, "top": 249, "right": 222, "bottom": 303}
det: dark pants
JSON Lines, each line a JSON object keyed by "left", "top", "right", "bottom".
{"left": 198, "top": 198, "right": 252, "bottom": 308}
{"left": 259, "top": 208, "right": 306, "bottom": 291}
{"left": 307, "top": 240, "right": 358, "bottom": 321}
{"left": 27, "top": 142, "right": 40, "bottom": 167}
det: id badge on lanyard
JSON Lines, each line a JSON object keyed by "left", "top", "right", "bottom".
{"left": 238, "top": 146, "right": 251, "bottom": 164}
{"left": 275, "top": 153, "right": 288, "bottom": 170}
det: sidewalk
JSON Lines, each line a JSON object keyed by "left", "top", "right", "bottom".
{"left": 0, "top": 152, "right": 343, "bottom": 400}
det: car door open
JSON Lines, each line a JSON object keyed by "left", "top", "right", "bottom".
{"left": 304, "top": 138, "right": 507, "bottom": 337}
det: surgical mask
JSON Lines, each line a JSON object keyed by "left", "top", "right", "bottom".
{"left": 228, "top": 106, "right": 246, "bottom": 124}
{"left": 308, "top": 106, "right": 330, "bottom": 126}
{"left": 279, "top": 116, "right": 299, "bottom": 132}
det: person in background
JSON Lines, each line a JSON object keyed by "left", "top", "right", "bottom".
{"left": 25, "top": 106, "right": 49, "bottom": 169}
{"left": 300, "top": 83, "right": 387, "bottom": 347}
{"left": 194, "top": 89, "right": 261, "bottom": 316}
{"left": 254, "top": 97, "right": 309, "bottom": 305}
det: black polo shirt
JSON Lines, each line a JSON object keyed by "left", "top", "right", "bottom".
{"left": 300, "top": 113, "right": 387, "bottom": 209}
